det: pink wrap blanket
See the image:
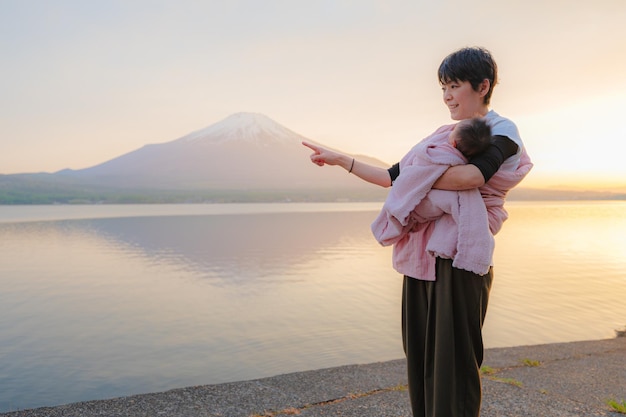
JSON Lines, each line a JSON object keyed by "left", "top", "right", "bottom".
{"left": 371, "top": 124, "right": 533, "bottom": 281}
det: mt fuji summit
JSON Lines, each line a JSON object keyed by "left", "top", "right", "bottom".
{"left": 179, "top": 112, "right": 307, "bottom": 146}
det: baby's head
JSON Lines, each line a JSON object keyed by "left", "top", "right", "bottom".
{"left": 449, "top": 117, "right": 492, "bottom": 158}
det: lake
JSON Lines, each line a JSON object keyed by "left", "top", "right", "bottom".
{"left": 1, "top": 201, "right": 625, "bottom": 412}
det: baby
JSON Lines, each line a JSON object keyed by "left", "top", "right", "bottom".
{"left": 448, "top": 117, "right": 492, "bottom": 158}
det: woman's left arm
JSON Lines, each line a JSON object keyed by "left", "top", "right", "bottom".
{"left": 433, "top": 135, "right": 519, "bottom": 190}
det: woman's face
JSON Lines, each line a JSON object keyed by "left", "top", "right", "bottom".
{"left": 441, "top": 80, "right": 488, "bottom": 120}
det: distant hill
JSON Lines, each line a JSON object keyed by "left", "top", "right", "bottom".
{"left": 1, "top": 112, "right": 624, "bottom": 204}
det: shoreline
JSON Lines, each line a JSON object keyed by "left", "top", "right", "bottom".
{"left": 1, "top": 337, "right": 624, "bottom": 417}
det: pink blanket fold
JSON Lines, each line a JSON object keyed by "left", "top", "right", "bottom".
{"left": 480, "top": 149, "right": 533, "bottom": 234}
{"left": 371, "top": 124, "right": 494, "bottom": 280}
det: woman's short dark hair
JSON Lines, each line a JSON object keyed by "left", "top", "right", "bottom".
{"left": 438, "top": 47, "right": 498, "bottom": 105}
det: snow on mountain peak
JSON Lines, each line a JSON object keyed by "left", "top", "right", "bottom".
{"left": 179, "top": 112, "right": 306, "bottom": 145}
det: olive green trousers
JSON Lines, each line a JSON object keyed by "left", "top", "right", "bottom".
{"left": 402, "top": 258, "right": 493, "bottom": 417}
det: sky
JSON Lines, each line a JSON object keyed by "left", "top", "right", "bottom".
{"left": 2, "top": 0, "right": 626, "bottom": 190}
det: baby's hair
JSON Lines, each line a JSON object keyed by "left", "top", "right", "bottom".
{"left": 455, "top": 118, "right": 492, "bottom": 158}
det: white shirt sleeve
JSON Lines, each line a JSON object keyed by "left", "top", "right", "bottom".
{"left": 485, "top": 110, "right": 523, "bottom": 170}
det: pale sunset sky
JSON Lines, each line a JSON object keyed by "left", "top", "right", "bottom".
{"left": 2, "top": 0, "right": 625, "bottom": 191}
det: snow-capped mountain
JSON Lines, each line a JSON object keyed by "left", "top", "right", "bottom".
{"left": 55, "top": 112, "right": 389, "bottom": 192}
{"left": 178, "top": 112, "right": 305, "bottom": 146}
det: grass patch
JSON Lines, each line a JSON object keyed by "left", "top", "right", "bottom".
{"left": 492, "top": 377, "right": 523, "bottom": 387}
{"left": 521, "top": 358, "right": 541, "bottom": 367}
{"left": 480, "top": 365, "right": 496, "bottom": 375}
{"left": 607, "top": 399, "right": 626, "bottom": 414}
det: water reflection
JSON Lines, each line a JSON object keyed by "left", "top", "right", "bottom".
{"left": 83, "top": 212, "right": 379, "bottom": 286}
{"left": 486, "top": 201, "right": 626, "bottom": 347}
{"left": 0, "top": 210, "right": 400, "bottom": 412}
{"left": 1, "top": 202, "right": 626, "bottom": 412}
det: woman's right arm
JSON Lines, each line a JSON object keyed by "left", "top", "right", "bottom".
{"left": 302, "top": 141, "right": 392, "bottom": 188}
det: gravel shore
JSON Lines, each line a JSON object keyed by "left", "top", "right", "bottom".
{"left": 2, "top": 337, "right": 624, "bottom": 417}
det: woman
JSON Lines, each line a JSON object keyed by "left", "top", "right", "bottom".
{"left": 303, "top": 47, "right": 532, "bottom": 417}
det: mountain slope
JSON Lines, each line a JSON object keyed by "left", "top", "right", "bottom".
{"left": 57, "top": 112, "right": 389, "bottom": 190}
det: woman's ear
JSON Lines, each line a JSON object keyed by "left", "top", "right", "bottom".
{"left": 478, "top": 79, "right": 490, "bottom": 97}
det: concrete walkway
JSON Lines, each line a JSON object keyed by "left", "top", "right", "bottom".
{"left": 2, "top": 338, "right": 625, "bottom": 417}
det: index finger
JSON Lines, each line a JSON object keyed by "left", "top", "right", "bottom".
{"left": 301, "top": 141, "right": 319, "bottom": 152}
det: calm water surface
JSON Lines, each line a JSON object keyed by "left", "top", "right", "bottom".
{"left": 1, "top": 201, "right": 625, "bottom": 412}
